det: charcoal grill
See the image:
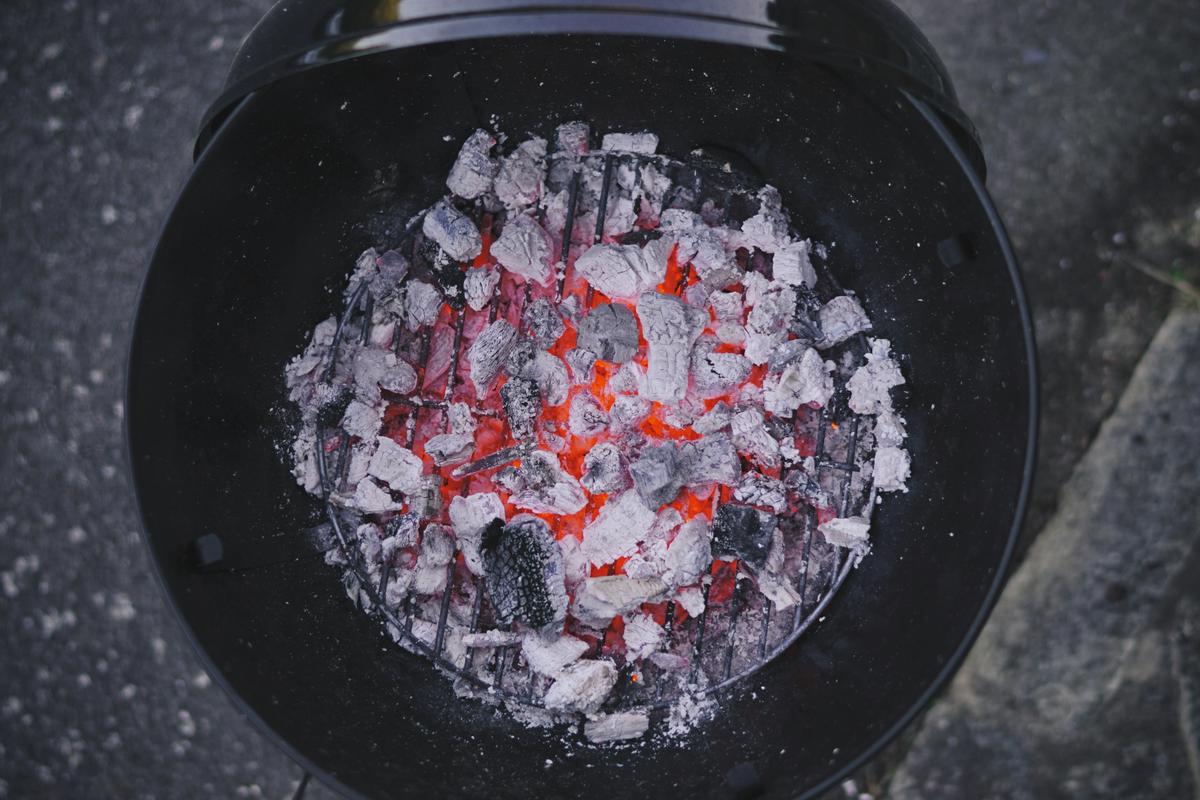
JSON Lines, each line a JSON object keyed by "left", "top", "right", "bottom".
{"left": 127, "top": 2, "right": 1037, "bottom": 799}
{"left": 312, "top": 148, "right": 873, "bottom": 711}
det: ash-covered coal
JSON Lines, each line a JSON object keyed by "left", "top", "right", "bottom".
{"left": 500, "top": 376, "right": 540, "bottom": 441}
{"left": 483, "top": 516, "right": 568, "bottom": 630}
{"left": 629, "top": 442, "right": 683, "bottom": 508}
{"left": 577, "top": 303, "right": 639, "bottom": 364}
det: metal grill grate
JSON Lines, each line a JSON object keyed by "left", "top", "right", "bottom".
{"left": 311, "top": 149, "right": 876, "bottom": 712}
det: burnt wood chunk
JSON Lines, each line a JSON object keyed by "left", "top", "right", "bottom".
{"left": 482, "top": 516, "right": 568, "bottom": 630}
{"left": 711, "top": 503, "right": 777, "bottom": 571}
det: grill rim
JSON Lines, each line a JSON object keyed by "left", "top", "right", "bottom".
{"left": 195, "top": 1, "right": 985, "bottom": 178}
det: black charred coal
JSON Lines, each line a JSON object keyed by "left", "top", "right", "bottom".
{"left": 789, "top": 285, "right": 824, "bottom": 342}
{"left": 384, "top": 511, "right": 421, "bottom": 545}
{"left": 432, "top": 261, "right": 467, "bottom": 311}
{"left": 500, "top": 376, "right": 540, "bottom": 440}
{"left": 712, "top": 503, "right": 777, "bottom": 571}
{"left": 482, "top": 516, "right": 567, "bottom": 629}
{"left": 316, "top": 385, "right": 353, "bottom": 429}
{"left": 616, "top": 228, "right": 665, "bottom": 246}
{"left": 481, "top": 517, "right": 505, "bottom": 551}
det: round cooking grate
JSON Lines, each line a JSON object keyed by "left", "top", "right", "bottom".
{"left": 306, "top": 145, "right": 880, "bottom": 715}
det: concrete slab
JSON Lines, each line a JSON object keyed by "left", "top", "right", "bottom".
{"left": 889, "top": 309, "right": 1200, "bottom": 798}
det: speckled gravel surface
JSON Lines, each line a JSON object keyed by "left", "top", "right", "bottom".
{"left": 0, "top": 1, "right": 1196, "bottom": 798}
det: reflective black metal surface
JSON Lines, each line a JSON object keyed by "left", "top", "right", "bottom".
{"left": 198, "top": 0, "right": 985, "bottom": 175}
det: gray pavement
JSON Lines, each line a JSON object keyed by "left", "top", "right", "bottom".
{"left": 0, "top": 1, "right": 1197, "bottom": 798}
{"left": 890, "top": 307, "right": 1200, "bottom": 798}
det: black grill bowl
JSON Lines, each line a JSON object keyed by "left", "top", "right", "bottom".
{"left": 127, "top": 4, "right": 1036, "bottom": 799}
